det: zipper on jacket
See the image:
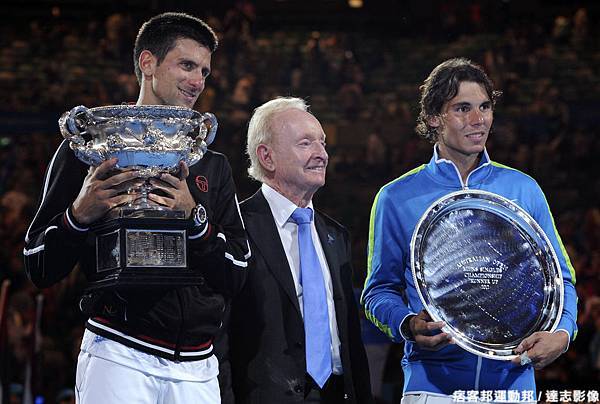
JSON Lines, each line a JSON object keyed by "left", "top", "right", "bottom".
{"left": 115, "top": 291, "right": 128, "bottom": 321}
{"left": 174, "top": 289, "right": 185, "bottom": 359}
{"left": 464, "top": 161, "right": 489, "bottom": 189}
{"left": 444, "top": 160, "right": 468, "bottom": 190}
{"left": 439, "top": 153, "right": 490, "bottom": 190}
{"left": 436, "top": 155, "right": 469, "bottom": 189}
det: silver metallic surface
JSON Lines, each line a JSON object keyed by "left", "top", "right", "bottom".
{"left": 125, "top": 229, "right": 187, "bottom": 268}
{"left": 411, "top": 190, "right": 563, "bottom": 360}
{"left": 59, "top": 104, "right": 218, "bottom": 174}
{"left": 59, "top": 104, "right": 218, "bottom": 212}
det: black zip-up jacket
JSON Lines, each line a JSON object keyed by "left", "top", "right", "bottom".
{"left": 24, "top": 139, "right": 250, "bottom": 361}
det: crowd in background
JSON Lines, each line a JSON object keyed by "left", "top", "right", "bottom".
{"left": 0, "top": 1, "right": 599, "bottom": 403}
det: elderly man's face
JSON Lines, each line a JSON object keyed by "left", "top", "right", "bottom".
{"left": 268, "top": 109, "right": 328, "bottom": 199}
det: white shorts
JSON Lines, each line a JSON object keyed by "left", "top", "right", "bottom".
{"left": 75, "top": 351, "right": 221, "bottom": 404}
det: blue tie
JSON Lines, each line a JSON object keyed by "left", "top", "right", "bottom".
{"left": 290, "top": 207, "right": 333, "bottom": 388}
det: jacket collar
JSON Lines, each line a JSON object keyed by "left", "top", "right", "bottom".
{"left": 426, "top": 145, "right": 492, "bottom": 188}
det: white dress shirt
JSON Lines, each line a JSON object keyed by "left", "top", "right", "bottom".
{"left": 262, "top": 183, "right": 343, "bottom": 374}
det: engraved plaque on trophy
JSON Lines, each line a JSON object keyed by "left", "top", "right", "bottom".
{"left": 411, "top": 190, "right": 564, "bottom": 360}
{"left": 59, "top": 105, "right": 217, "bottom": 289}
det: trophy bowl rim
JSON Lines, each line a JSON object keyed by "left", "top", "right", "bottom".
{"left": 86, "top": 104, "right": 203, "bottom": 119}
{"left": 410, "top": 189, "right": 564, "bottom": 360}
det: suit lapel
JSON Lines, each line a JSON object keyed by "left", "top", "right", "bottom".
{"left": 316, "top": 212, "right": 354, "bottom": 387}
{"left": 244, "top": 190, "right": 302, "bottom": 317}
{"left": 315, "top": 213, "right": 343, "bottom": 303}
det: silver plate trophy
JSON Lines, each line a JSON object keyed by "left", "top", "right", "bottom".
{"left": 59, "top": 104, "right": 218, "bottom": 289}
{"left": 411, "top": 190, "right": 563, "bottom": 360}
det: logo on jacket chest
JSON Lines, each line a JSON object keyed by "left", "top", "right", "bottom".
{"left": 195, "top": 175, "right": 209, "bottom": 192}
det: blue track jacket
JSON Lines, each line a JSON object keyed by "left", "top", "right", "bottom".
{"left": 362, "top": 147, "right": 577, "bottom": 395}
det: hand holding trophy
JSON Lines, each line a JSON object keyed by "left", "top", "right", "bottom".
{"left": 411, "top": 190, "right": 564, "bottom": 361}
{"left": 59, "top": 104, "right": 218, "bottom": 289}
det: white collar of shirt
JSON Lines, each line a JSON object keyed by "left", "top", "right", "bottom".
{"left": 261, "top": 183, "right": 315, "bottom": 226}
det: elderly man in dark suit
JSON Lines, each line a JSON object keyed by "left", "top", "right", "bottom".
{"left": 228, "top": 97, "right": 373, "bottom": 403}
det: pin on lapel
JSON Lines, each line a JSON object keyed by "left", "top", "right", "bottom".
{"left": 327, "top": 234, "right": 335, "bottom": 244}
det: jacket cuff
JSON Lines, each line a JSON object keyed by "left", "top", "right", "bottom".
{"left": 189, "top": 222, "right": 211, "bottom": 241}
{"left": 399, "top": 313, "right": 417, "bottom": 342}
{"left": 63, "top": 206, "right": 90, "bottom": 234}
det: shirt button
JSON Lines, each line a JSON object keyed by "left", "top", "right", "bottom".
{"left": 293, "top": 385, "right": 304, "bottom": 394}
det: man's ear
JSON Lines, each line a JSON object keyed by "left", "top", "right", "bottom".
{"left": 427, "top": 115, "right": 441, "bottom": 128}
{"left": 257, "top": 144, "right": 275, "bottom": 173}
{"left": 138, "top": 50, "right": 157, "bottom": 80}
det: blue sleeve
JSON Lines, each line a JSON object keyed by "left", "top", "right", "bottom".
{"left": 528, "top": 182, "right": 578, "bottom": 341}
{"left": 361, "top": 187, "right": 415, "bottom": 342}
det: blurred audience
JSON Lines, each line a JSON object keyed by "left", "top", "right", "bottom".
{"left": 0, "top": 3, "right": 598, "bottom": 403}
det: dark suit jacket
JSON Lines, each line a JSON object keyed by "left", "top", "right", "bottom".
{"left": 229, "top": 189, "right": 373, "bottom": 404}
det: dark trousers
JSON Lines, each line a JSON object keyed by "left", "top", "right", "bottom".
{"left": 305, "top": 374, "right": 345, "bottom": 403}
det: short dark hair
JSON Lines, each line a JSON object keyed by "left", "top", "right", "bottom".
{"left": 416, "top": 58, "right": 501, "bottom": 143}
{"left": 133, "top": 12, "right": 218, "bottom": 84}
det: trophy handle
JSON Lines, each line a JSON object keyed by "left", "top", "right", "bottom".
{"left": 59, "top": 105, "right": 91, "bottom": 143}
{"left": 198, "top": 112, "right": 218, "bottom": 146}
{"left": 58, "top": 105, "right": 106, "bottom": 166}
{"left": 185, "top": 113, "right": 218, "bottom": 167}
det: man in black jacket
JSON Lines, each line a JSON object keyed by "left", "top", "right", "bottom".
{"left": 23, "top": 12, "right": 250, "bottom": 403}
{"left": 228, "top": 97, "right": 373, "bottom": 403}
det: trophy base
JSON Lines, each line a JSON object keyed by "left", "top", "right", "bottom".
{"left": 117, "top": 207, "right": 185, "bottom": 219}
{"left": 88, "top": 216, "right": 201, "bottom": 291}
{"left": 86, "top": 268, "right": 205, "bottom": 291}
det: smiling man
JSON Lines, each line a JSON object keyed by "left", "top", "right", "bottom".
{"left": 134, "top": 29, "right": 212, "bottom": 108}
{"left": 362, "top": 58, "right": 577, "bottom": 403}
{"left": 226, "top": 97, "right": 373, "bottom": 403}
{"left": 24, "top": 12, "right": 250, "bottom": 403}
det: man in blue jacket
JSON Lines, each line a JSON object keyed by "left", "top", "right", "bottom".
{"left": 362, "top": 58, "right": 577, "bottom": 403}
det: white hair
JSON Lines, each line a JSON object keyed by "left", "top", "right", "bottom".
{"left": 246, "top": 97, "right": 309, "bottom": 182}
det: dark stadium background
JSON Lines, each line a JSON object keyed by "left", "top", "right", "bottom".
{"left": 1, "top": 1, "right": 598, "bottom": 403}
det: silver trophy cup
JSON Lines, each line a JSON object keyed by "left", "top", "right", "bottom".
{"left": 411, "top": 190, "right": 563, "bottom": 360}
{"left": 59, "top": 104, "right": 218, "bottom": 289}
